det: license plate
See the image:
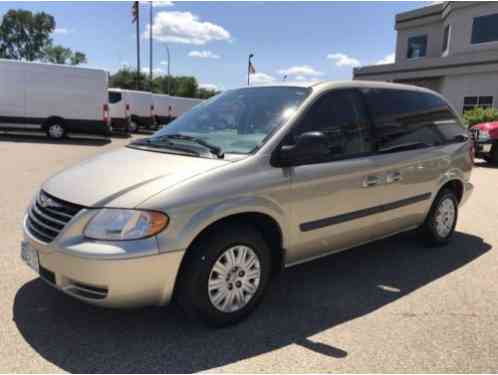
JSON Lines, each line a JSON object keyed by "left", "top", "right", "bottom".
{"left": 21, "top": 241, "right": 39, "bottom": 273}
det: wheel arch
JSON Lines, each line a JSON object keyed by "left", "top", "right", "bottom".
{"left": 42, "top": 116, "right": 66, "bottom": 130}
{"left": 173, "top": 211, "right": 285, "bottom": 299}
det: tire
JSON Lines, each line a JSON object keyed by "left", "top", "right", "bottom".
{"left": 418, "top": 189, "right": 458, "bottom": 246}
{"left": 128, "top": 120, "right": 138, "bottom": 133}
{"left": 176, "top": 223, "right": 272, "bottom": 327}
{"left": 45, "top": 122, "right": 66, "bottom": 139}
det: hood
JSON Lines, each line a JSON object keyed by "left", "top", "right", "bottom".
{"left": 42, "top": 147, "right": 230, "bottom": 207}
{"left": 472, "top": 121, "right": 498, "bottom": 131}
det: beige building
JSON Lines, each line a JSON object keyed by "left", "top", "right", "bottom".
{"left": 353, "top": 2, "right": 498, "bottom": 114}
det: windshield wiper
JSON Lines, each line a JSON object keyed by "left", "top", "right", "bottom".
{"left": 155, "top": 134, "right": 224, "bottom": 158}
{"left": 129, "top": 138, "right": 200, "bottom": 156}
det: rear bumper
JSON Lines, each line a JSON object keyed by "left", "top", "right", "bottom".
{"left": 111, "top": 117, "right": 130, "bottom": 133}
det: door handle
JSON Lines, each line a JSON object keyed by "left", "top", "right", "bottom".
{"left": 386, "top": 171, "right": 402, "bottom": 184}
{"left": 363, "top": 175, "right": 380, "bottom": 188}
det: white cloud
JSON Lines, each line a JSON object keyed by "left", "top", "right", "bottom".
{"left": 141, "top": 67, "right": 165, "bottom": 77}
{"left": 54, "top": 28, "right": 71, "bottom": 34}
{"left": 376, "top": 53, "right": 395, "bottom": 65}
{"left": 188, "top": 50, "right": 220, "bottom": 59}
{"left": 159, "top": 60, "right": 169, "bottom": 66}
{"left": 146, "top": 11, "right": 231, "bottom": 45}
{"left": 152, "top": 1, "right": 174, "bottom": 7}
{"left": 199, "top": 83, "right": 218, "bottom": 91}
{"left": 250, "top": 72, "right": 275, "bottom": 85}
{"left": 277, "top": 65, "right": 323, "bottom": 77}
{"left": 327, "top": 53, "right": 361, "bottom": 67}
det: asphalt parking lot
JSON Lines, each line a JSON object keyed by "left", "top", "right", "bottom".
{"left": 1, "top": 132, "right": 497, "bottom": 373}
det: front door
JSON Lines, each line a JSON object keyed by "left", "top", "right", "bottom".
{"left": 283, "top": 89, "right": 391, "bottom": 265}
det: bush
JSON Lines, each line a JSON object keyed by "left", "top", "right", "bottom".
{"left": 463, "top": 106, "right": 498, "bottom": 127}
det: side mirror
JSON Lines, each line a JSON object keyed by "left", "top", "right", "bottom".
{"left": 273, "top": 131, "right": 329, "bottom": 167}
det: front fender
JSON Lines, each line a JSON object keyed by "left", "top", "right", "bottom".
{"left": 155, "top": 195, "right": 289, "bottom": 254}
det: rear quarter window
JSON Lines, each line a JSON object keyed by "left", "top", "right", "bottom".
{"left": 362, "top": 88, "right": 465, "bottom": 152}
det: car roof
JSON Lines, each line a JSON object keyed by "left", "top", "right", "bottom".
{"left": 248, "top": 80, "right": 438, "bottom": 94}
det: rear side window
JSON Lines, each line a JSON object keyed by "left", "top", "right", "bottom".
{"left": 109, "top": 92, "right": 122, "bottom": 104}
{"left": 362, "top": 88, "right": 465, "bottom": 152}
{"left": 296, "top": 89, "right": 374, "bottom": 160}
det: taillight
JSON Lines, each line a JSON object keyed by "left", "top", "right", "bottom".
{"left": 151, "top": 105, "right": 155, "bottom": 116}
{"left": 103, "top": 104, "right": 110, "bottom": 125}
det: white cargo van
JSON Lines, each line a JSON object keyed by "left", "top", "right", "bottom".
{"left": 114, "top": 89, "right": 153, "bottom": 133}
{"left": 0, "top": 59, "right": 110, "bottom": 139}
{"left": 152, "top": 94, "right": 203, "bottom": 127}
{"left": 108, "top": 88, "right": 131, "bottom": 133}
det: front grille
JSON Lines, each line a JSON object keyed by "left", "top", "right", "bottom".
{"left": 470, "top": 127, "right": 480, "bottom": 142}
{"left": 26, "top": 191, "right": 83, "bottom": 243}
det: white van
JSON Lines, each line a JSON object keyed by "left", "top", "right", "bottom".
{"left": 108, "top": 88, "right": 131, "bottom": 133}
{"left": 0, "top": 59, "right": 110, "bottom": 139}
{"left": 152, "top": 94, "right": 203, "bottom": 127}
{"left": 111, "top": 89, "right": 153, "bottom": 133}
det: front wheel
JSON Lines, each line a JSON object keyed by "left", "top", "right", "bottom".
{"left": 418, "top": 189, "right": 458, "bottom": 246}
{"left": 177, "top": 223, "right": 272, "bottom": 327}
{"left": 46, "top": 123, "right": 66, "bottom": 139}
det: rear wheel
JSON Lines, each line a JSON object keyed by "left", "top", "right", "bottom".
{"left": 177, "top": 223, "right": 272, "bottom": 327}
{"left": 418, "top": 189, "right": 458, "bottom": 246}
{"left": 46, "top": 122, "right": 66, "bottom": 139}
{"left": 128, "top": 120, "right": 138, "bottom": 133}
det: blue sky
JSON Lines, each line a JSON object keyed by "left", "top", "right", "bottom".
{"left": 0, "top": 1, "right": 425, "bottom": 90}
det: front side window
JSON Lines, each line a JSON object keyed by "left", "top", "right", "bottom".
{"left": 463, "top": 96, "right": 494, "bottom": 113}
{"left": 363, "top": 88, "right": 464, "bottom": 152}
{"left": 471, "top": 13, "right": 498, "bottom": 44}
{"left": 407, "top": 35, "right": 427, "bottom": 59}
{"left": 294, "top": 89, "right": 373, "bottom": 160}
{"left": 152, "top": 86, "right": 311, "bottom": 155}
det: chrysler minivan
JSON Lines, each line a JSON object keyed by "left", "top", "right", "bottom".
{"left": 21, "top": 81, "right": 473, "bottom": 326}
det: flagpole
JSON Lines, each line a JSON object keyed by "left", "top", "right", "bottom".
{"left": 149, "top": 1, "right": 153, "bottom": 90}
{"left": 136, "top": 3, "right": 141, "bottom": 90}
{"left": 248, "top": 53, "right": 254, "bottom": 86}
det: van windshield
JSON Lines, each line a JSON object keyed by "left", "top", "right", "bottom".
{"left": 109, "top": 91, "right": 122, "bottom": 104}
{"left": 151, "top": 86, "right": 311, "bottom": 154}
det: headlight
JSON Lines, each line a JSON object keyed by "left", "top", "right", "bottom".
{"left": 84, "top": 209, "right": 169, "bottom": 241}
{"left": 479, "top": 130, "right": 490, "bottom": 141}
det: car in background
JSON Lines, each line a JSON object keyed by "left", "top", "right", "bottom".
{"left": 108, "top": 88, "right": 131, "bottom": 134}
{"left": 21, "top": 81, "right": 473, "bottom": 326}
{"left": 470, "top": 121, "right": 498, "bottom": 163}
{"left": 108, "top": 89, "right": 154, "bottom": 133}
{"left": 0, "top": 59, "right": 110, "bottom": 139}
{"left": 152, "top": 93, "right": 203, "bottom": 128}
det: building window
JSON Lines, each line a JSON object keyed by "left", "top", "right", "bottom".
{"left": 442, "top": 25, "right": 450, "bottom": 53}
{"left": 471, "top": 13, "right": 498, "bottom": 44}
{"left": 463, "top": 96, "right": 494, "bottom": 113}
{"left": 407, "top": 35, "right": 428, "bottom": 58}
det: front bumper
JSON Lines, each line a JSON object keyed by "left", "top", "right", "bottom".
{"left": 22, "top": 215, "right": 185, "bottom": 308}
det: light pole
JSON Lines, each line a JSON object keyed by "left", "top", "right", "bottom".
{"left": 165, "top": 44, "right": 171, "bottom": 95}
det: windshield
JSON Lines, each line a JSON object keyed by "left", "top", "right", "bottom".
{"left": 151, "top": 86, "right": 311, "bottom": 154}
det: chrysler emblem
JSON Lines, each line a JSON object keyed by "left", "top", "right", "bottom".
{"left": 39, "top": 193, "right": 61, "bottom": 209}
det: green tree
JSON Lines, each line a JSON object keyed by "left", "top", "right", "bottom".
{"left": 43, "top": 45, "right": 87, "bottom": 65}
{"left": 110, "top": 68, "right": 219, "bottom": 99}
{"left": 463, "top": 106, "right": 498, "bottom": 127}
{"left": 0, "top": 9, "right": 55, "bottom": 61}
{"left": 109, "top": 67, "right": 147, "bottom": 90}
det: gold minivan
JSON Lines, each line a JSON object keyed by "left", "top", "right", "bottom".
{"left": 21, "top": 81, "right": 473, "bottom": 326}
